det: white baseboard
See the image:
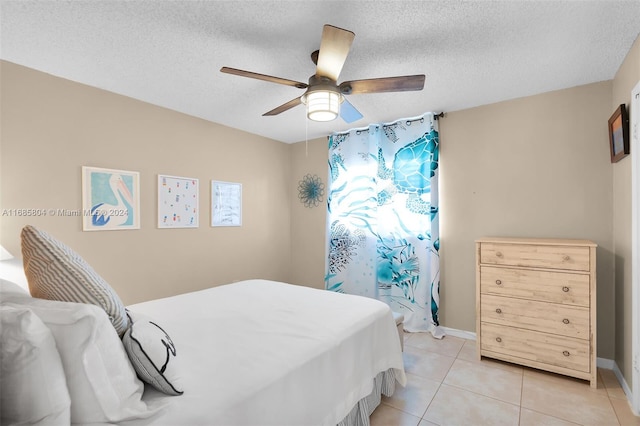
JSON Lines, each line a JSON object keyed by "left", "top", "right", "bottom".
{"left": 441, "top": 326, "right": 476, "bottom": 340}
{"left": 597, "top": 357, "right": 615, "bottom": 370}
{"left": 611, "top": 361, "right": 635, "bottom": 403}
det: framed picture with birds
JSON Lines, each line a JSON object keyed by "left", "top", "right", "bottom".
{"left": 82, "top": 166, "right": 140, "bottom": 231}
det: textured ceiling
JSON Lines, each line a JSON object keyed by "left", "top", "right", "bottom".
{"left": 2, "top": 1, "right": 640, "bottom": 144}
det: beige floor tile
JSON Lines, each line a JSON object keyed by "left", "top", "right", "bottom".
{"left": 369, "top": 403, "right": 422, "bottom": 426}
{"left": 455, "top": 339, "right": 524, "bottom": 374}
{"left": 379, "top": 335, "right": 637, "bottom": 426}
{"left": 443, "top": 358, "right": 523, "bottom": 405}
{"left": 519, "top": 408, "right": 580, "bottom": 426}
{"left": 403, "top": 345, "right": 455, "bottom": 382}
{"left": 382, "top": 372, "right": 440, "bottom": 418}
{"left": 523, "top": 366, "right": 608, "bottom": 396}
{"left": 606, "top": 385, "right": 629, "bottom": 401}
{"left": 521, "top": 371, "right": 619, "bottom": 425}
{"left": 610, "top": 397, "right": 640, "bottom": 426}
{"left": 600, "top": 368, "right": 629, "bottom": 400}
{"left": 455, "top": 338, "right": 478, "bottom": 361}
{"left": 599, "top": 367, "right": 618, "bottom": 387}
{"left": 404, "top": 332, "right": 465, "bottom": 358}
{"left": 423, "top": 384, "right": 520, "bottom": 426}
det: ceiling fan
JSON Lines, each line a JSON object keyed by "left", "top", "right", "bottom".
{"left": 220, "top": 24, "right": 426, "bottom": 123}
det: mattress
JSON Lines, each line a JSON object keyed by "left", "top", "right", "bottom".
{"left": 121, "top": 279, "right": 406, "bottom": 426}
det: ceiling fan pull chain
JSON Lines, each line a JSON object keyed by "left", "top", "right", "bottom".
{"left": 304, "top": 113, "right": 309, "bottom": 158}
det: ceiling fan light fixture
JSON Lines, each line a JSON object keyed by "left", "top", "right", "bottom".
{"left": 303, "top": 90, "right": 341, "bottom": 122}
{"left": 221, "top": 24, "right": 425, "bottom": 123}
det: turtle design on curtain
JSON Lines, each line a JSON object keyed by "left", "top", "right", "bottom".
{"left": 325, "top": 113, "right": 442, "bottom": 336}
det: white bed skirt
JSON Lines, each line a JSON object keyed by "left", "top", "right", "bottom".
{"left": 338, "top": 369, "right": 397, "bottom": 426}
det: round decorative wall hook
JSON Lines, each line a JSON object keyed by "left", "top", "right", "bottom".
{"left": 298, "top": 174, "right": 325, "bottom": 208}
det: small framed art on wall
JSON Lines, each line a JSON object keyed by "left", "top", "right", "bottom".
{"left": 158, "top": 175, "right": 199, "bottom": 228}
{"left": 608, "top": 103, "right": 630, "bottom": 163}
{"left": 211, "top": 180, "right": 242, "bottom": 227}
{"left": 81, "top": 166, "right": 140, "bottom": 231}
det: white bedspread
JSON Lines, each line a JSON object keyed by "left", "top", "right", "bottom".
{"left": 121, "top": 279, "right": 406, "bottom": 426}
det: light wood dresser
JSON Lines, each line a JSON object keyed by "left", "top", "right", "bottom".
{"left": 476, "top": 237, "right": 597, "bottom": 387}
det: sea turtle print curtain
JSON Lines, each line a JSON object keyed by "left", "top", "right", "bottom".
{"left": 325, "top": 113, "right": 442, "bottom": 336}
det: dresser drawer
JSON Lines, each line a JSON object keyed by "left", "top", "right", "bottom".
{"left": 480, "top": 294, "right": 589, "bottom": 339}
{"left": 480, "top": 322, "right": 590, "bottom": 373}
{"left": 480, "top": 243, "right": 590, "bottom": 272}
{"left": 480, "top": 266, "right": 590, "bottom": 307}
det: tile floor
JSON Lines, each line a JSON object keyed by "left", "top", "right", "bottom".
{"left": 370, "top": 333, "right": 640, "bottom": 426}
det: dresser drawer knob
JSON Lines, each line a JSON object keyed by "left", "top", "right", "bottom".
{"left": 495, "top": 308, "right": 502, "bottom": 314}
{"left": 563, "top": 350, "right": 570, "bottom": 357}
{"left": 495, "top": 279, "right": 502, "bottom": 285}
{"left": 562, "top": 286, "right": 570, "bottom": 293}
{"left": 563, "top": 255, "right": 570, "bottom": 261}
{"left": 495, "top": 251, "right": 503, "bottom": 258}
{"left": 496, "top": 337, "right": 502, "bottom": 343}
{"left": 562, "top": 318, "right": 570, "bottom": 324}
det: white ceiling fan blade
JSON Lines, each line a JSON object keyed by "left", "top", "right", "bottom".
{"left": 316, "top": 24, "right": 355, "bottom": 82}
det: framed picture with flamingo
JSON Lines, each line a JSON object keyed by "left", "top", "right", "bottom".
{"left": 82, "top": 166, "right": 140, "bottom": 231}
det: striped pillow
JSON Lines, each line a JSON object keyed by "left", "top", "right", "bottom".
{"left": 20, "top": 225, "right": 129, "bottom": 337}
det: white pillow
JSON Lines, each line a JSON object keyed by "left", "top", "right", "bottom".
{"left": 0, "top": 277, "right": 30, "bottom": 297}
{"left": 21, "top": 225, "right": 130, "bottom": 336}
{"left": 0, "top": 257, "right": 29, "bottom": 292}
{"left": 0, "top": 304, "right": 71, "bottom": 425}
{"left": 4, "top": 298, "right": 157, "bottom": 424}
{"left": 123, "top": 310, "right": 184, "bottom": 396}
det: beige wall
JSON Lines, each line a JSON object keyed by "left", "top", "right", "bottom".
{"left": 289, "top": 137, "right": 328, "bottom": 289}
{"left": 612, "top": 34, "right": 640, "bottom": 387}
{"left": 0, "top": 61, "right": 292, "bottom": 305}
{"left": 289, "top": 82, "right": 617, "bottom": 359}
{"left": 440, "top": 82, "right": 615, "bottom": 357}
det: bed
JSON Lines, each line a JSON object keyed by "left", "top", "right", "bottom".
{"left": 0, "top": 225, "right": 406, "bottom": 426}
{"left": 123, "top": 279, "right": 406, "bottom": 425}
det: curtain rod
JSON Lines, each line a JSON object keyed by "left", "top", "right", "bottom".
{"left": 330, "top": 112, "right": 446, "bottom": 136}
